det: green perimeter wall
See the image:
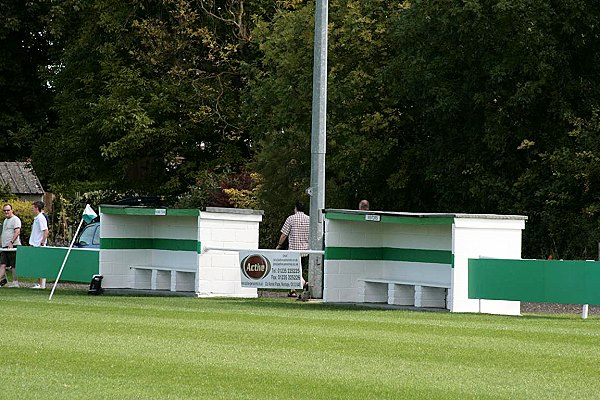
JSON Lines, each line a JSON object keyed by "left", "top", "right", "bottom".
{"left": 16, "top": 246, "right": 99, "bottom": 283}
{"left": 469, "top": 258, "right": 600, "bottom": 305}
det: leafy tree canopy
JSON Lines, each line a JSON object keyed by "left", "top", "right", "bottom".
{"left": 248, "top": 0, "right": 600, "bottom": 258}
{"left": 34, "top": 0, "right": 274, "bottom": 195}
{"left": 0, "top": 0, "right": 53, "bottom": 160}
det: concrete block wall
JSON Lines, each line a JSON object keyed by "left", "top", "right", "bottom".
{"left": 100, "top": 214, "right": 153, "bottom": 288}
{"left": 151, "top": 217, "right": 199, "bottom": 242}
{"left": 324, "top": 216, "right": 453, "bottom": 305}
{"left": 99, "top": 212, "right": 198, "bottom": 290}
{"left": 99, "top": 206, "right": 264, "bottom": 297}
{"left": 133, "top": 268, "right": 152, "bottom": 290}
{"left": 101, "top": 214, "right": 153, "bottom": 238}
{"left": 104, "top": 249, "right": 151, "bottom": 288}
{"left": 388, "top": 284, "right": 415, "bottom": 306}
{"left": 415, "top": 286, "right": 446, "bottom": 308}
{"left": 197, "top": 209, "right": 262, "bottom": 298}
{"left": 359, "top": 280, "right": 388, "bottom": 303}
{"left": 323, "top": 210, "right": 526, "bottom": 315}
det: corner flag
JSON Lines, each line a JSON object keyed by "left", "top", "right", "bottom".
{"left": 83, "top": 204, "right": 97, "bottom": 223}
{"left": 50, "top": 204, "right": 98, "bottom": 300}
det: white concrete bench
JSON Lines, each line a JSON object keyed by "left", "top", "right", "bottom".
{"left": 357, "top": 278, "right": 450, "bottom": 308}
{"left": 130, "top": 265, "right": 196, "bottom": 292}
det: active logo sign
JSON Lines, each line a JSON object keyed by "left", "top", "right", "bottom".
{"left": 241, "top": 254, "right": 271, "bottom": 280}
{"left": 239, "top": 250, "right": 302, "bottom": 289}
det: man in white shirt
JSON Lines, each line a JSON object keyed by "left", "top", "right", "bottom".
{"left": 30, "top": 201, "right": 49, "bottom": 289}
{"left": 0, "top": 204, "right": 21, "bottom": 287}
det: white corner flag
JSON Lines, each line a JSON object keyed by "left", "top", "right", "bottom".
{"left": 83, "top": 204, "right": 98, "bottom": 224}
{"left": 49, "top": 204, "right": 97, "bottom": 300}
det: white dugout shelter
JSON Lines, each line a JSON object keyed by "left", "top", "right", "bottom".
{"left": 322, "top": 209, "right": 527, "bottom": 315}
{"left": 98, "top": 205, "right": 263, "bottom": 297}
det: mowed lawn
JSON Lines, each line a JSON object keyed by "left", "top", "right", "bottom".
{"left": 1, "top": 289, "right": 599, "bottom": 399}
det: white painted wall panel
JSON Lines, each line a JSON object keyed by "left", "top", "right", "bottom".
{"left": 451, "top": 219, "right": 523, "bottom": 314}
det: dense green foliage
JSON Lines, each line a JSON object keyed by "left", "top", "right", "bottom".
{"left": 3, "top": 0, "right": 600, "bottom": 257}
{"left": 4, "top": 199, "right": 37, "bottom": 244}
{"left": 249, "top": 0, "right": 600, "bottom": 258}
{"left": 0, "top": 0, "right": 53, "bottom": 159}
{"left": 34, "top": 0, "right": 269, "bottom": 195}
{"left": 1, "top": 290, "right": 599, "bottom": 399}
{"left": 386, "top": 0, "right": 600, "bottom": 258}
{"left": 248, "top": 0, "right": 404, "bottom": 244}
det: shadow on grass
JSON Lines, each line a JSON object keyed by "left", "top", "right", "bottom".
{"left": 19, "top": 286, "right": 459, "bottom": 316}
{"left": 519, "top": 313, "right": 594, "bottom": 321}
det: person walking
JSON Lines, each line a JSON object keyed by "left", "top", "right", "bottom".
{"left": 0, "top": 204, "right": 21, "bottom": 287}
{"left": 276, "top": 200, "right": 310, "bottom": 299}
{"left": 30, "top": 201, "right": 49, "bottom": 289}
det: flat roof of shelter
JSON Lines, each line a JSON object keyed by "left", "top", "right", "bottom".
{"left": 324, "top": 209, "right": 527, "bottom": 225}
{"left": 100, "top": 205, "right": 263, "bottom": 216}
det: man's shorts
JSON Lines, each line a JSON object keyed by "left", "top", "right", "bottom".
{"left": 0, "top": 249, "right": 16, "bottom": 269}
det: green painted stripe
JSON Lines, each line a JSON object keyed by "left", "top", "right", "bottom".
{"left": 384, "top": 248, "right": 453, "bottom": 264}
{"left": 468, "top": 258, "right": 600, "bottom": 305}
{"left": 326, "top": 247, "right": 383, "bottom": 260}
{"left": 153, "top": 239, "right": 199, "bottom": 252}
{"left": 324, "top": 212, "right": 454, "bottom": 225}
{"left": 325, "top": 246, "right": 453, "bottom": 265}
{"left": 101, "top": 238, "right": 200, "bottom": 252}
{"left": 100, "top": 206, "right": 200, "bottom": 216}
{"left": 101, "top": 238, "right": 154, "bottom": 249}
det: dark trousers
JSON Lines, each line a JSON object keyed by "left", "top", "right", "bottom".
{"left": 301, "top": 256, "right": 308, "bottom": 284}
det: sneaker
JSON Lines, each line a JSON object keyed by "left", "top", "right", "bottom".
{"left": 7, "top": 281, "right": 19, "bottom": 288}
{"left": 31, "top": 284, "right": 43, "bottom": 289}
{"left": 0, "top": 278, "right": 7, "bottom": 287}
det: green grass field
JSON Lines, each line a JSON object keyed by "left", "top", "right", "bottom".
{"left": 1, "top": 289, "right": 599, "bottom": 399}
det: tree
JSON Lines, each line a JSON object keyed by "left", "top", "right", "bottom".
{"left": 34, "top": 0, "right": 271, "bottom": 195}
{"left": 247, "top": 0, "right": 406, "bottom": 244}
{"left": 0, "top": 0, "right": 53, "bottom": 161}
{"left": 249, "top": 0, "right": 600, "bottom": 258}
{"left": 386, "top": 0, "right": 600, "bottom": 258}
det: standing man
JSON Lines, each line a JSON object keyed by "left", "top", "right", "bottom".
{"left": 358, "top": 199, "right": 370, "bottom": 211}
{"left": 30, "top": 201, "right": 49, "bottom": 289}
{"left": 0, "top": 204, "right": 21, "bottom": 287}
{"left": 276, "top": 201, "right": 310, "bottom": 299}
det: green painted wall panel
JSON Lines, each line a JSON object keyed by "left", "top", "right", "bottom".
{"left": 16, "top": 246, "right": 99, "bottom": 282}
{"left": 325, "top": 246, "right": 452, "bottom": 265}
{"left": 100, "top": 238, "right": 200, "bottom": 252}
{"left": 468, "top": 259, "right": 600, "bottom": 305}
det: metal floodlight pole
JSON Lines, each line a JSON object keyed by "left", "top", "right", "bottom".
{"left": 308, "top": 0, "right": 328, "bottom": 299}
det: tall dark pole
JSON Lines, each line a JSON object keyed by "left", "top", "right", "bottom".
{"left": 308, "top": 0, "right": 328, "bottom": 298}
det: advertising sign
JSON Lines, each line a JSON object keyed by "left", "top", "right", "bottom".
{"left": 239, "top": 250, "right": 302, "bottom": 289}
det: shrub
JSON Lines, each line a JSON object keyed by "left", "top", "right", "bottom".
{"left": 49, "top": 181, "right": 140, "bottom": 245}
{"left": 0, "top": 200, "right": 35, "bottom": 245}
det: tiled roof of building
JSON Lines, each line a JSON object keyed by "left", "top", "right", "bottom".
{"left": 0, "top": 161, "right": 44, "bottom": 195}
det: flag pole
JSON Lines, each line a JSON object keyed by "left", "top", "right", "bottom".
{"left": 49, "top": 218, "right": 85, "bottom": 300}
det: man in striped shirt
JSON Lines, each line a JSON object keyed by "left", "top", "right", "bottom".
{"left": 276, "top": 201, "right": 309, "bottom": 298}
